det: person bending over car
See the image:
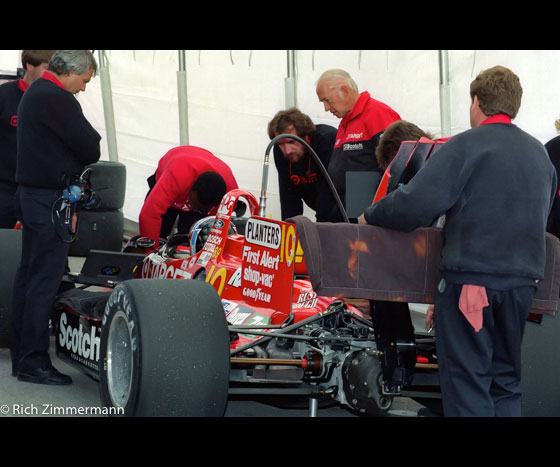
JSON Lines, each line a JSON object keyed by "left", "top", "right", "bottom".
{"left": 364, "top": 120, "right": 442, "bottom": 396}
{"left": 139, "top": 145, "right": 238, "bottom": 246}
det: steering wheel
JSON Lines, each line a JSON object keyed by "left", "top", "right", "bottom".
{"left": 189, "top": 216, "right": 237, "bottom": 255}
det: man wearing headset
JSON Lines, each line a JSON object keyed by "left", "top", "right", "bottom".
{"left": 11, "top": 50, "right": 100, "bottom": 385}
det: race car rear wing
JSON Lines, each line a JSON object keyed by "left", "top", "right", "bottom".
{"left": 290, "top": 215, "right": 560, "bottom": 316}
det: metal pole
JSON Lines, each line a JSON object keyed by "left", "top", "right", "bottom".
{"left": 438, "top": 50, "right": 451, "bottom": 138}
{"left": 97, "top": 50, "right": 119, "bottom": 162}
{"left": 177, "top": 50, "right": 189, "bottom": 145}
{"left": 285, "top": 50, "right": 297, "bottom": 109}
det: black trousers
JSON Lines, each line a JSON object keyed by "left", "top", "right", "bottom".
{"left": 0, "top": 188, "right": 17, "bottom": 228}
{"left": 434, "top": 282, "right": 534, "bottom": 416}
{"left": 369, "top": 300, "right": 416, "bottom": 390}
{"left": 10, "top": 186, "right": 71, "bottom": 373}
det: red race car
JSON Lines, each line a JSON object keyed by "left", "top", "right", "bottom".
{"left": 52, "top": 185, "right": 396, "bottom": 417}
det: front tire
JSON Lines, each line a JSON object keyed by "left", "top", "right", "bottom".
{"left": 99, "top": 278, "right": 230, "bottom": 416}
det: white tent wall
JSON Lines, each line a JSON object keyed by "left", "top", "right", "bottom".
{"left": 80, "top": 49, "right": 290, "bottom": 225}
{"left": 3, "top": 50, "right": 560, "bottom": 230}
{"left": 0, "top": 50, "right": 19, "bottom": 75}
{"left": 445, "top": 50, "right": 560, "bottom": 143}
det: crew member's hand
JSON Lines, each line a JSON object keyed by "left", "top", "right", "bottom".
{"left": 357, "top": 213, "right": 367, "bottom": 224}
{"left": 426, "top": 304, "right": 434, "bottom": 332}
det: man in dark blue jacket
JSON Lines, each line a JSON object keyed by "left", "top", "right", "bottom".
{"left": 0, "top": 50, "right": 55, "bottom": 228}
{"left": 360, "top": 66, "right": 556, "bottom": 416}
{"left": 11, "top": 50, "right": 101, "bottom": 385}
{"left": 544, "top": 126, "right": 560, "bottom": 239}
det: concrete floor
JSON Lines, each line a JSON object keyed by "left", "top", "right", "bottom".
{"left": 0, "top": 255, "right": 429, "bottom": 418}
{"left": 0, "top": 337, "right": 427, "bottom": 418}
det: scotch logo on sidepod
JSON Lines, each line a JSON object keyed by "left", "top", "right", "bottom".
{"left": 58, "top": 312, "right": 100, "bottom": 362}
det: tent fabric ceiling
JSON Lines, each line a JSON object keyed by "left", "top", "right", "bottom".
{"left": 2, "top": 50, "right": 560, "bottom": 224}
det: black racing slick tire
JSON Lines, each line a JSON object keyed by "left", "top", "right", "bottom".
{"left": 85, "top": 161, "right": 126, "bottom": 210}
{"left": 0, "top": 229, "right": 21, "bottom": 348}
{"left": 99, "top": 278, "right": 230, "bottom": 416}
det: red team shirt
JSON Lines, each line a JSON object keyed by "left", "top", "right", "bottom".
{"left": 139, "top": 146, "right": 238, "bottom": 243}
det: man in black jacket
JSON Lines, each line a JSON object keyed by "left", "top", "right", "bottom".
{"left": 11, "top": 50, "right": 101, "bottom": 385}
{"left": 544, "top": 125, "right": 560, "bottom": 238}
{"left": 360, "top": 66, "right": 556, "bottom": 416}
{"left": 268, "top": 108, "right": 337, "bottom": 222}
{"left": 0, "top": 50, "right": 55, "bottom": 228}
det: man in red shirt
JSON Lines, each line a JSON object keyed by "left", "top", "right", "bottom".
{"left": 316, "top": 69, "right": 401, "bottom": 222}
{"left": 139, "top": 145, "right": 238, "bottom": 245}
{"left": 317, "top": 70, "right": 412, "bottom": 394}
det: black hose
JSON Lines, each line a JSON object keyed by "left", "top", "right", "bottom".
{"left": 264, "top": 134, "right": 349, "bottom": 223}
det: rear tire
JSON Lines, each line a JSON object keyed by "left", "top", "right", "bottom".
{"left": 0, "top": 229, "right": 21, "bottom": 348}
{"left": 99, "top": 278, "right": 230, "bottom": 416}
{"left": 85, "top": 161, "right": 126, "bottom": 210}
